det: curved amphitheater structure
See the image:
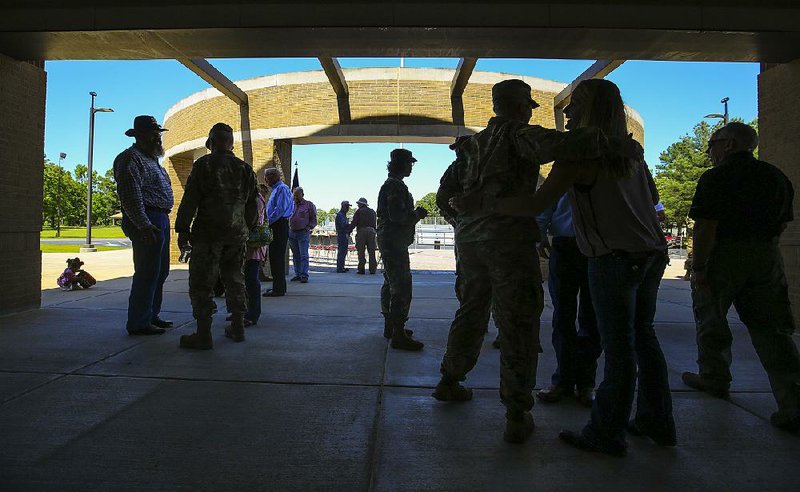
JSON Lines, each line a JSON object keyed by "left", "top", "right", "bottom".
{"left": 162, "top": 67, "right": 644, "bottom": 260}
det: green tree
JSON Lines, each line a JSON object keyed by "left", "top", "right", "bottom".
{"left": 42, "top": 158, "right": 85, "bottom": 231}
{"left": 72, "top": 164, "right": 118, "bottom": 225}
{"left": 654, "top": 117, "right": 757, "bottom": 229}
{"left": 414, "top": 192, "right": 440, "bottom": 217}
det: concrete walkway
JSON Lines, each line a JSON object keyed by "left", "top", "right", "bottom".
{"left": 4, "top": 264, "right": 799, "bottom": 490}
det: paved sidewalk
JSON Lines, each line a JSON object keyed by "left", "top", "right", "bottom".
{"left": 6, "top": 262, "right": 799, "bottom": 490}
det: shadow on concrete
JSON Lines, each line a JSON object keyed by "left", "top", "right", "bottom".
{"left": 0, "top": 273, "right": 798, "bottom": 490}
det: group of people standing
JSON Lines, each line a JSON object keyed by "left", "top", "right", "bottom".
{"left": 112, "top": 76, "right": 798, "bottom": 456}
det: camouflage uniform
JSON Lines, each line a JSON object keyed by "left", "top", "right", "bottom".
{"left": 175, "top": 150, "right": 258, "bottom": 326}
{"left": 377, "top": 176, "right": 420, "bottom": 323}
{"left": 438, "top": 117, "right": 605, "bottom": 419}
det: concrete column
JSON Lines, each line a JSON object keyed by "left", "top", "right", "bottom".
{"left": 251, "top": 138, "right": 292, "bottom": 182}
{"left": 252, "top": 139, "right": 293, "bottom": 273}
{"left": 165, "top": 153, "right": 196, "bottom": 263}
{"left": 758, "top": 59, "right": 800, "bottom": 325}
{"left": 0, "top": 54, "right": 46, "bottom": 314}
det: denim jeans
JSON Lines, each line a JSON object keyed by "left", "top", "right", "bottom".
{"left": 121, "top": 209, "right": 171, "bottom": 332}
{"left": 336, "top": 233, "right": 349, "bottom": 271}
{"left": 288, "top": 229, "right": 311, "bottom": 279}
{"left": 548, "top": 237, "right": 601, "bottom": 390}
{"left": 582, "top": 251, "right": 674, "bottom": 452}
{"left": 244, "top": 259, "right": 262, "bottom": 322}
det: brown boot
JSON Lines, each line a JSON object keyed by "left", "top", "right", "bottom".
{"left": 225, "top": 313, "right": 246, "bottom": 342}
{"left": 389, "top": 320, "right": 423, "bottom": 351}
{"left": 180, "top": 317, "right": 213, "bottom": 350}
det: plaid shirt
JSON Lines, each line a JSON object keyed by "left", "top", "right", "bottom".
{"left": 113, "top": 145, "right": 174, "bottom": 229}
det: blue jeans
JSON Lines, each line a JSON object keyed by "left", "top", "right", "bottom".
{"left": 582, "top": 251, "right": 674, "bottom": 452}
{"left": 288, "top": 229, "right": 311, "bottom": 279}
{"left": 336, "top": 233, "right": 349, "bottom": 271}
{"left": 548, "top": 237, "right": 601, "bottom": 390}
{"left": 121, "top": 210, "right": 171, "bottom": 332}
{"left": 244, "top": 259, "right": 262, "bottom": 322}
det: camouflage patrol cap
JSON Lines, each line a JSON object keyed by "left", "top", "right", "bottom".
{"left": 389, "top": 148, "right": 417, "bottom": 164}
{"left": 205, "top": 122, "right": 234, "bottom": 150}
{"left": 492, "top": 79, "right": 540, "bottom": 109}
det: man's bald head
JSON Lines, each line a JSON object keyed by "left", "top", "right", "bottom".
{"left": 715, "top": 122, "right": 758, "bottom": 153}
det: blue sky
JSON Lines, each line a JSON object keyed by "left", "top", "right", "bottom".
{"left": 43, "top": 58, "right": 759, "bottom": 211}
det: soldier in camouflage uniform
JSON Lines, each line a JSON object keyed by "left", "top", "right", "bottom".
{"left": 377, "top": 148, "right": 428, "bottom": 351}
{"left": 433, "top": 79, "right": 608, "bottom": 444}
{"left": 175, "top": 123, "right": 258, "bottom": 350}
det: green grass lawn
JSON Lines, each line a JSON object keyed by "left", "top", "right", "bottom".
{"left": 40, "top": 244, "right": 127, "bottom": 254}
{"left": 41, "top": 226, "right": 125, "bottom": 239}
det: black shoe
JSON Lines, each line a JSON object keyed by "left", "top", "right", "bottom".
{"left": 151, "top": 317, "right": 173, "bottom": 328}
{"left": 336, "top": 268, "right": 349, "bottom": 273}
{"left": 627, "top": 420, "right": 677, "bottom": 446}
{"left": 559, "top": 430, "right": 626, "bottom": 457}
{"left": 369, "top": 270, "right": 376, "bottom": 274}
{"left": 300, "top": 277, "right": 309, "bottom": 283}
{"left": 290, "top": 275, "right": 302, "bottom": 282}
{"left": 128, "top": 325, "right": 166, "bottom": 336}
{"left": 262, "top": 289, "right": 285, "bottom": 297}
{"left": 357, "top": 270, "right": 365, "bottom": 275}
{"left": 681, "top": 372, "right": 730, "bottom": 399}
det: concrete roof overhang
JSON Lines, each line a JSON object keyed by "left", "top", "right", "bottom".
{"left": 2, "top": 1, "right": 800, "bottom": 62}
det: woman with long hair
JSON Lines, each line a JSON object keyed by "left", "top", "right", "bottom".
{"left": 453, "top": 78, "right": 674, "bottom": 456}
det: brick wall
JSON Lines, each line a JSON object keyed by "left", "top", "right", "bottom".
{"left": 163, "top": 71, "right": 644, "bottom": 153}
{"left": 758, "top": 59, "right": 800, "bottom": 325}
{"left": 0, "top": 54, "right": 46, "bottom": 314}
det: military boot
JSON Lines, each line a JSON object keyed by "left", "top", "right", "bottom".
{"left": 225, "top": 313, "right": 246, "bottom": 343}
{"left": 389, "top": 320, "right": 423, "bottom": 351}
{"left": 383, "top": 318, "right": 413, "bottom": 339}
{"left": 180, "top": 317, "right": 213, "bottom": 350}
{"left": 432, "top": 377, "right": 473, "bottom": 402}
{"left": 504, "top": 411, "right": 535, "bottom": 444}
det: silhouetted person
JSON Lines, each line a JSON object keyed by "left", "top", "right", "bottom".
{"left": 684, "top": 122, "right": 799, "bottom": 434}
{"left": 335, "top": 201, "right": 351, "bottom": 273}
{"left": 263, "top": 168, "right": 294, "bottom": 297}
{"left": 377, "top": 149, "right": 427, "bottom": 350}
{"left": 113, "top": 115, "right": 174, "bottom": 336}
{"left": 348, "top": 197, "right": 378, "bottom": 274}
{"left": 175, "top": 123, "right": 257, "bottom": 349}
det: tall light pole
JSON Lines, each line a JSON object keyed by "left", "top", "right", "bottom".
{"left": 56, "top": 152, "right": 66, "bottom": 238}
{"left": 81, "top": 91, "right": 113, "bottom": 253}
{"left": 704, "top": 96, "right": 730, "bottom": 126}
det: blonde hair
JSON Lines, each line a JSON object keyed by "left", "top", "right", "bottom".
{"left": 571, "top": 79, "right": 638, "bottom": 178}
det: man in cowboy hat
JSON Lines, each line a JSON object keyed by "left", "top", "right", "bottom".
{"left": 377, "top": 148, "right": 427, "bottom": 351}
{"left": 348, "top": 197, "right": 378, "bottom": 274}
{"left": 113, "top": 115, "right": 174, "bottom": 336}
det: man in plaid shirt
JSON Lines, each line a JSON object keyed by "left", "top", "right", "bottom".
{"left": 113, "top": 115, "right": 174, "bottom": 336}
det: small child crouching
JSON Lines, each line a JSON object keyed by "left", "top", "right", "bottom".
{"left": 57, "top": 257, "right": 97, "bottom": 291}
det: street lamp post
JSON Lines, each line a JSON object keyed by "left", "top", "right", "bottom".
{"left": 81, "top": 91, "right": 113, "bottom": 253}
{"left": 56, "top": 152, "right": 66, "bottom": 238}
{"left": 704, "top": 96, "right": 730, "bottom": 126}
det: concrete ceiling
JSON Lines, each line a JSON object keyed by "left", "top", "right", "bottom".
{"left": 2, "top": 1, "right": 800, "bottom": 62}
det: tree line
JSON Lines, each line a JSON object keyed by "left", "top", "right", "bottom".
{"left": 42, "top": 156, "right": 120, "bottom": 231}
